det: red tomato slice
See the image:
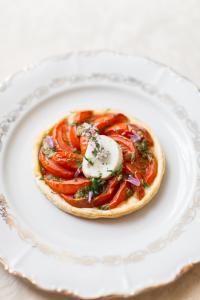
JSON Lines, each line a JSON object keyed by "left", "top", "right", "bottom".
{"left": 104, "top": 122, "right": 129, "bottom": 135}
{"left": 136, "top": 185, "right": 145, "bottom": 200}
{"left": 52, "top": 151, "right": 82, "bottom": 170}
{"left": 125, "top": 163, "right": 146, "bottom": 200}
{"left": 44, "top": 177, "right": 91, "bottom": 194}
{"left": 105, "top": 122, "right": 154, "bottom": 147}
{"left": 125, "top": 159, "right": 148, "bottom": 177}
{"left": 80, "top": 136, "right": 89, "bottom": 155}
{"left": 109, "top": 134, "right": 137, "bottom": 161}
{"left": 52, "top": 119, "right": 73, "bottom": 152}
{"left": 74, "top": 110, "right": 93, "bottom": 124}
{"left": 125, "top": 162, "right": 143, "bottom": 177}
{"left": 109, "top": 134, "right": 134, "bottom": 151}
{"left": 67, "top": 125, "right": 80, "bottom": 149}
{"left": 109, "top": 181, "right": 130, "bottom": 209}
{"left": 92, "top": 177, "right": 119, "bottom": 207}
{"left": 93, "top": 113, "right": 128, "bottom": 131}
{"left": 129, "top": 124, "right": 154, "bottom": 146}
{"left": 61, "top": 194, "right": 93, "bottom": 208}
{"left": 39, "top": 150, "right": 75, "bottom": 179}
{"left": 145, "top": 158, "right": 157, "bottom": 185}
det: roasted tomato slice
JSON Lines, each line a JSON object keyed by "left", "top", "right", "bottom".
{"left": 129, "top": 124, "right": 154, "bottom": 146}
{"left": 44, "top": 176, "right": 91, "bottom": 194}
{"left": 52, "top": 118, "right": 72, "bottom": 151}
{"left": 145, "top": 158, "right": 157, "bottom": 185}
{"left": 67, "top": 125, "right": 80, "bottom": 149}
{"left": 125, "top": 159, "right": 149, "bottom": 177}
{"left": 74, "top": 110, "right": 93, "bottom": 124}
{"left": 104, "top": 122, "right": 129, "bottom": 135}
{"left": 109, "top": 134, "right": 137, "bottom": 161}
{"left": 39, "top": 150, "right": 75, "bottom": 179}
{"left": 80, "top": 136, "right": 89, "bottom": 155}
{"left": 125, "top": 163, "right": 145, "bottom": 200}
{"left": 109, "top": 181, "right": 130, "bottom": 209}
{"left": 52, "top": 151, "right": 82, "bottom": 170}
{"left": 105, "top": 122, "right": 154, "bottom": 146}
{"left": 136, "top": 185, "right": 145, "bottom": 200}
{"left": 126, "top": 162, "right": 141, "bottom": 176}
{"left": 61, "top": 194, "right": 93, "bottom": 208}
{"left": 93, "top": 113, "right": 128, "bottom": 131}
{"left": 92, "top": 177, "right": 119, "bottom": 207}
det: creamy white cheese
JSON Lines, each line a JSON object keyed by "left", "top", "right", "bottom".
{"left": 82, "top": 135, "right": 123, "bottom": 179}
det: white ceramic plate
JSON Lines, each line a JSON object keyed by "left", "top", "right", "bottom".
{"left": 0, "top": 51, "right": 200, "bottom": 299}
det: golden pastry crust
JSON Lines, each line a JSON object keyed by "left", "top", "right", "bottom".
{"left": 33, "top": 112, "right": 165, "bottom": 219}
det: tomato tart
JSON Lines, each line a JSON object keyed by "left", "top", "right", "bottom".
{"left": 34, "top": 110, "right": 165, "bottom": 219}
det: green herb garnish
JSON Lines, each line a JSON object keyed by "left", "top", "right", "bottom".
{"left": 130, "top": 152, "right": 135, "bottom": 162}
{"left": 43, "top": 147, "right": 55, "bottom": 158}
{"left": 47, "top": 175, "right": 61, "bottom": 180}
{"left": 141, "top": 179, "right": 149, "bottom": 188}
{"left": 73, "top": 149, "right": 81, "bottom": 154}
{"left": 90, "top": 177, "right": 105, "bottom": 196}
{"left": 74, "top": 186, "right": 90, "bottom": 199}
{"left": 76, "top": 160, "right": 82, "bottom": 168}
{"left": 91, "top": 136, "right": 101, "bottom": 157}
{"left": 107, "top": 164, "right": 122, "bottom": 177}
{"left": 116, "top": 174, "right": 123, "bottom": 181}
{"left": 84, "top": 156, "right": 94, "bottom": 166}
{"left": 92, "top": 148, "right": 98, "bottom": 157}
{"left": 76, "top": 125, "right": 84, "bottom": 136}
{"left": 126, "top": 188, "right": 133, "bottom": 198}
{"left": 98, "top": 204, "right": 110, "bottom": 210}
{"left": 69, "top": 122, "right": 78, "bottom": 126}
{"left": 42, "top": 139, "right": 56, "bottom": 158}
{"left": 137, "top": 139, "right": 148, "bottom": 153}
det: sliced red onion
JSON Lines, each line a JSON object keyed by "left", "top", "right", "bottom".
{"left": 130, "top": 133, "right": 141, "bottom": 143}
{"left": 88, "top": 191, "right": 93, "bottom": 203}
{"left": 127, "top": 175, "right": 140, "bottom": 187}
{"left": 45, "top": 136, "right": 55, "bottom": 148}
{"left": 74, "top": 168, "right": 81, "bottom": 177}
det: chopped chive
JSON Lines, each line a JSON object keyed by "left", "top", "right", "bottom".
{"left": 84, "top": 156, "right": 94, "bottom": 166}
{"left": 73, "top": 149, "right": 81, "bottom": 154}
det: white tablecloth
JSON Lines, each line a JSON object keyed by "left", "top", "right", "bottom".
{"left": 1, "top": 1, "right": 200, "bottom": 299}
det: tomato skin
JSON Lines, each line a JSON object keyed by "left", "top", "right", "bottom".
{"left": 109, "top": 134, "right": 137, "bottom": 161}
{"left": 61, "top": 194, "right": 93, "bottom": 208}
{"left": 141, "top": 129, "right": 153, "bottom": 146}
{"left": 52, "top": 151, "right": 82, "bottom": 170}
{"left": 129, "top": 124, "right": 154, "bottom": 146}
{"left": 104, "top": 123, "right": 129, "bottom": 135}
{"left": 39, "top": 150, "right": 75, "bottom": 179}
{"left": 67, "top": 125, "right": 80, "bottom": 149}
{"left": 52, "top": 119, "right": 72, "bottom": 152}
{"left": 145, "top": 158, "right": 157, "bottom": 185}
{"left": 126, "top": 162, "right": 141, "bottom": 176}
{"left": 105, "top": 122, "right": 154, "bottom": 147}
{"left": 75, "top": 110, "right": 93, "bottom": 124}
{"left": 125, "top": 161, "right": 147, "bottom": 178}
{"left": 93, "top": 113, "right": 128, "bottom": 131}
{"left": 125, "top": 163, "right": 146, "bottom": 200}
{"left": 92, "top": 177, "right": 119, "bottom": 207}
{"left": 80, "top": 136, "right": 89, "bottom": 155}
{"left": 109, "top": 134, "right": 134, "bottom": 151}
{"left": 44, "top": 177, "right": 91, "bottom": 194}
{"left": 109, "top": 181, "right": 130, "bottom": 209}
{"left": 136, "top": 185, "right": 145, "bottom": 200}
